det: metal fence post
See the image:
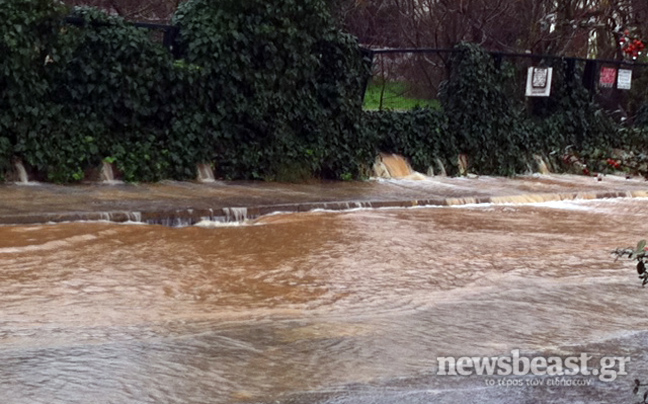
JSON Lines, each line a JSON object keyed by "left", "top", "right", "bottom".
{"left": 582, "top": 59, "right": 597, "bottom": 96}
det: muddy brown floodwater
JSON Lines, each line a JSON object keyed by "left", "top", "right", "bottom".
{"left": 2, "top": 198, "right": 648, "bottom": 404}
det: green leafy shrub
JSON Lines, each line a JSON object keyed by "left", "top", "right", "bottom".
{"left": 0, "top": 0, "right": 372, "bottom": 183}
{"left": 439, "top": 42, "right": 529, "bottom": 176}
{"left": 0, "top": 2, "right": 215, "bottom": 182}
{"left": 0, "top": 136, "right": 11, "bottom": 180}
{"left": 635, "top": 103, "right": 648, "bottom": 127}
{"left": 365, "top": 108, "right": 453, "bottom": 173}
{"left": 0, "top": 0, "right": 66, "bottom": 177}
{"left": 530, "top": 60, "right": 615, "bottom": 154}
{"left": 173, "top": 0, "right": 371, "bottom": 180}
{"left": 2, "top": 0, "right": 645, "bottom": 183}
{"left": 46, "top": 7, "right": 184, "bottom": 181}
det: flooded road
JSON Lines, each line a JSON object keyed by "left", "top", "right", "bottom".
{"left": 2, "top": 198, "right": 648, "bottom": 403}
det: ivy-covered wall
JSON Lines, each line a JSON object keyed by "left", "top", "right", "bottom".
{"left": 0, "top": 0, "right": 65, "bottom": 179}
{"left": 0, "top": 0, "right": 371, "bottom": 182}
{"left": 0, "top": 0, "right": 646, "bottom": 183}
{"left": 172, "top": 0, "right": 371, "bottom": 181}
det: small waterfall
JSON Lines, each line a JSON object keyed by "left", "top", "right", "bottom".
{"left": 445, "top": 197, "right": 478, "bottom": 206}
{"left": 533, "top": 154, "right": 551, "bottom": 175}
{"left": 14, "top": 160, "right": 30, "bottom": 184}
{"left": 197, "top": 163, "right": 215, "bottom": 183}
{"left": 458, "top": 154, "right": 469, "bottom": 176}
{"left": 374, "top": 154, "right": 426, "bottom": 180}
{"left": 127, "top": 212, "right": 142, "bottom": 223}
{"left": 223, "top": 207, "right": 248, "bottom": 223}
{"left": 382, "top": 154, "right": 414, "bottom": 178}
{"left": 435, "top": 158, "right": 447, "bottom": 177}
{"left": 100, "top": 162, "right": 122, "bottom": 184}
{"left": 100, "top": 162, "right": 114, "bottom": 182}
{"left": 372, "top": 157, "right": 391, "bottom": 178}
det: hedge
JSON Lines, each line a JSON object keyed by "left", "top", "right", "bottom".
{"left": 0, "top": 0, "right": 646, "bottom": 183}
{"left": 0, "top": 0, "right": 371, "bottom": 182}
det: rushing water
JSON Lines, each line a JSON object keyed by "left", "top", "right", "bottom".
{"left": 2, "top": 198, "right": 648, "bottom": 403}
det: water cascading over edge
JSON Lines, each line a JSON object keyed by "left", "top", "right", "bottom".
{"left": 13, "top": 160, "right": 31, "bottom": 184}
{"left": 373, "top": 154, "right": 427, "bottom": 180}
{"left": 197, "top": 163, "right": 216, "bottom": 183}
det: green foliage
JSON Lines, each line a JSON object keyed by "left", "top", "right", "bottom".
{"left": 173, "top": 0, "right": 371, "bottom": 180}
{"left": 439, "top": 43, "right": 529, "bottom": 176}
{"left": 45, "top": 7, "right": 189, "bottom": 182}
{"left": 1, "top": 0, "right": 645, "bottom": 183}
{"left": 0, "top": 0, "right": 66, "bottom": 177}
{"left": 365, "top": 44, "right": 633, "bottom": 178}
{"left": 0, "top": 136, "right": 11, "bottom": 180}
{"left": 636, "top": 103, "right": 648, "bottom": 127}
{"left": 529, "top": 60, "right": 615, "bottom": 154}
{"left": 627, "top": 67, "right": 648, "bottom": 126}
{"left": 0, "top": 2, "right": 223, "bottom": 182}
{"left": 0, "top": 0, "right": 373, "bottom": 183}
{"left": 365, "top": 108, "right": 453, "bottom": 173}
{"left": 614, "top": 126, "right": 648, "bottom": 151}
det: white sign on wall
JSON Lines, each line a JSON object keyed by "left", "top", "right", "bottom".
{"left": 525, "top": 67, "right": 553, "bottom": 97}
{"left": 617, "top": 69, "right": 633, "bottom": 90}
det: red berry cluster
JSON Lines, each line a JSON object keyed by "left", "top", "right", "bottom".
{"left": 606, "top": 158, "right": 622, "bottom": 169}
{"left": 620, "top": 31, "right": 645, "bottom": 60}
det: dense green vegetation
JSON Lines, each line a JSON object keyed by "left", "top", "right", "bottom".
{"left": 0, "top": 0, "right": 647, "bottom": 183}
{"left": 172, "top": 0, "right": 372, "bottom": 181}
{"left": 366, "top": 43, "right": 648, "bottom": 177}
{"left": 0, "top": 0, "right": 372, "bottom": 182}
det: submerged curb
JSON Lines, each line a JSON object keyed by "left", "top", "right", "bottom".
{"left": 1, "top": 189, "right": 647, "bottom": 227}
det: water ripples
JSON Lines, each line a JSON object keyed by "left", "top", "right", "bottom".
{"left": 2, "top": 198, "right": 648, "bottom": 403}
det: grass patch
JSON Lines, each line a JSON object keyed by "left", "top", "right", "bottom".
{"left": 363, "top": 81, "right": 441, "bottom": 111}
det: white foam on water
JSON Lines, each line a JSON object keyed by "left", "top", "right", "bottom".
{"left": 452, "top": 198, "right": 625, "bottom": 211}
{"left": 530, "top": 196, "right": 648, "bottom": 211}
{"left": 119, "top": 220, "right": 148, "bottom": 226}
{"left": 194, "top": 220, "right": 251, "bottom": 228}
{"left": 524, "top": 200, "right": 596, "bottom": 211}
{"left": 100, "top": 180, "right": 125, "bottom": 185}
